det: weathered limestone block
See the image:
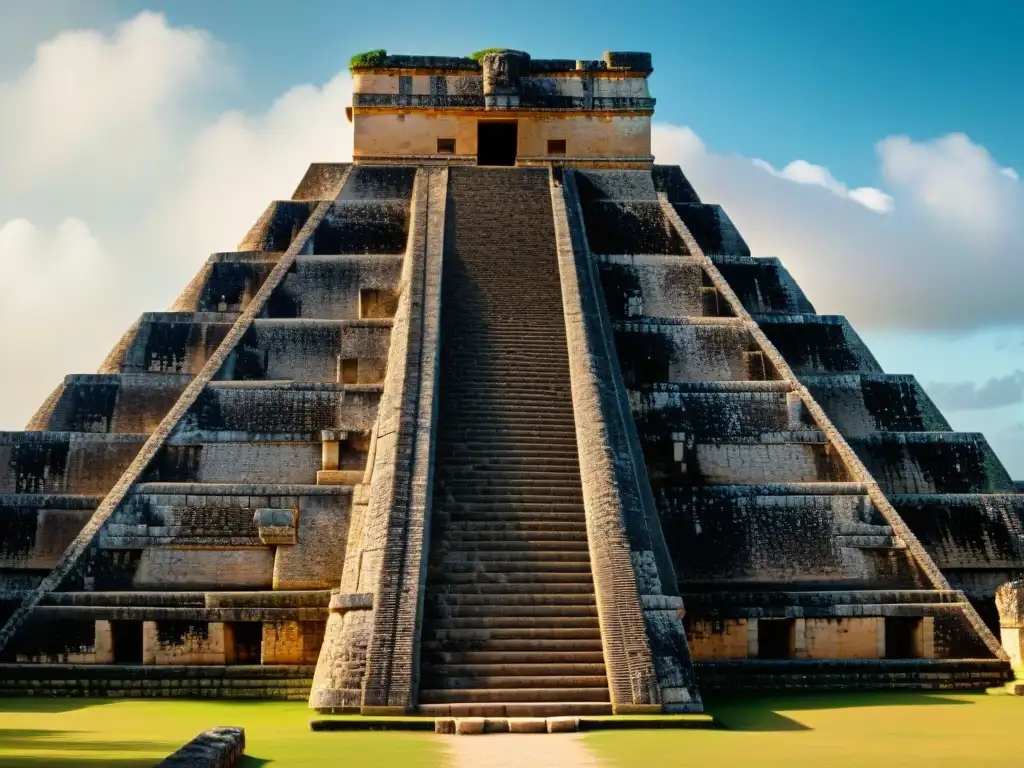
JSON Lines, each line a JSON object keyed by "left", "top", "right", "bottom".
{"left": 292, "top": 162, "right": 351, "bottom": 201}
{"left": 171, "top": 252, "right": 278, "bottom": 315}
{"left": 157, "top": 726, "right": 245, "bottom": 767}
{"left": 262, "top": 621, "right": 325, "bottom": 664}
{"left": 12, "top": 619, "right": 112, "bottom": 664}
{"left": 238, "top": 201, "right": 316, "bottom": 251}
{"left": 274, "top": 255, "right": 403, "bottom": 320}
{"left": 852, "top": 433, "right": 1015, "bottom": 495}
{"left": 996, "top": 581, "right": 1024, "bottom": 667}
{"left": 144, "top": 620, "right": 225, "bottom": 665}
{"left": 0, "top": 432, "right": 147, "bottom": 495}
{"left": 273, "top": 495, "right": 350, "bottom": 589}
{"left": 803, "top": 618, "right": 885, "bottom": 659}
{"left": 254, "top": 508, "right": 297, "bottom": 545}
{"left": 715, "top": 257, "right": 814, "bottom": 315}
{"left": 28, "top": 374, "right": 190, "bottom": 434}
{"left": 757, "top": 315, "right": 882, "bottom": 376}
{"left": 0, "top": 497, "right": 96, "bottom": 571}
{"left": 687, "top": 619, "right": 750, "bottom": 660}
{"left": 133, "top": 549, "right": 274, "bottom": 590}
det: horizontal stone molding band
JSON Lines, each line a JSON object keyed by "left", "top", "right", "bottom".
{"left": 657, "top": 194, "right": 1008, "bottom": 664}
{"left": 0, "top": 167, "right": 353, "bottom": 656}
{"left": 329, "top": 592, "right": 374, "bottom": 613}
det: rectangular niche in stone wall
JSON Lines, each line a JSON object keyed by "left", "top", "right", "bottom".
{"left": 885, "top": 617, "right": 923, "bottom": 659}
{"left": 359, "top": 288, "right": 398, "bottom": 319}
{"left": 758, "top": 618, "right": 796, "bottom": 659}
{"left": 225, "top": 622, "right": 262, "bottom": 664}
{"left": 437, "top": 138, "right": 456, "bottom": 154}
{"left": 112, "top": 620, "right": 143, "bottom": 664}
{"left": 547, "top": 139, "right": 567, "bottom": 156}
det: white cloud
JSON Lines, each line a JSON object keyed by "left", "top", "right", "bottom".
{"left": 753, "top": 157, "right": 894, "bottom": 213}
{"left": 1003, "top": 167, "right": 1020, "bottom": 181}
{"left": 878, "top": 132, "right": 1017, "bottom": 237}
{"left": 0, "top": 12, "right": 352, "bottom": 429}
{"left": 0, "top": 11, "right": 227, "bottom": 189}
{"left": 651, "top": 123, "right": 1024, "bottom": 331}
{"left": 0, "top": 217, "right": 124, "bottom": 424}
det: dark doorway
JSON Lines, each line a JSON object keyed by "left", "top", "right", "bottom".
{"left": 477, "top": 121, "right": 518, "bottom": 166}
{"left": 758, "top": 619, "right": 796, "bottom": 659}
{"left": 111, "top": 620, "right": 143, "bottom": 664}
{"left": 227, "top": 622, "right": 263, "bottom": 664}
{"left": 885, "top": 617, "right": 922, "bottom": 659}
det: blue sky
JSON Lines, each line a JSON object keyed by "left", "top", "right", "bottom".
{"left": 0, "top": 0, "right": 1021, "bottom": 474}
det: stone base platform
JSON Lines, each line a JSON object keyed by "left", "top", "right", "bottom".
{"left": 310, "top": 714, "right": 717, "bottom": 734}
{"left": 0, "top": 664, "right": 314, "bottom": 699}
{"left": 694, "top": 658, "right": 1011, "bottom": 692}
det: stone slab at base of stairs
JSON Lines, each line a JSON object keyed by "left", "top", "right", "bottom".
{"left": 309, "top": 714, "right": 717, "bottom": 734}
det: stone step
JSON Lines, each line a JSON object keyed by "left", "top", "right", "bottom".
{"left": 439, "top": 517, "right": 586, "bottom": 529}
{"left": 436, "top": 541, "right": 590, "bottom": 555}
{"left": 433, "top": 558, "right": 593, "bottom": 573}
{"left": 423, "top": 651, "right": 606, "bottom": 666}
{"left": 418, "top": 687, "right": 610, "bottom": 704}
{"left": 433, "top": 572, "right": 596, "bottom": 585}
{"left": 427, "top": 604, "right": 598, "bottom": 619}
{"left": 425, "top": 663, "right": 607, "bottom": 678}
{"left": 423, "top": 674, "right": 608, "bottom": 690}
{"left": 431, "top": 579, "right": 597, "bottom": 595}
{"left": 416, "top": 702, "right": 613, "bottom": 718}
{"left": 439, "top": 442, "right": 580, "bottom": 454}
{"left": 436, "top": 548, "right": 590, "bottom": 562}
{"left": 430, "top": 593, "right": 596, "bottom": 607}
{"left": 439, "top": 492, "right": 584, "bottom": 505}
{"left": 426, "top": 614, "right": 599, "bottom": 630}
{"left": 420, "top": 636, "right": 604, "bottom": 653}
{"left": 439, "top": 532, "right": 589, "bottom": 545}
{"left": 443, "top": 455, "right": 582, "bottom": 469}
{"left": 438, "top": 477, "right": 583, "bottom": 489}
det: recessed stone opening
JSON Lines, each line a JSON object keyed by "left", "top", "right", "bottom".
{"left": 885, "top": 617, "right": 923, "bottom": 659}
{"left": 111, "top": 620, "right": 143, "bottom": 664}
{"left": 359, "top": 288, "right": 398, "bottom": 319}
{"left": 338, "top": 357, "right": 359, "bottom": 384}
{"left": 225, "top": 622, "right": 262, "bottom": 664}
{"left": 437, "top": 138, "right": 456, "bottom": 154}
{"left": 547, "top": 139, "right": 567, "bottom": 155}
{"left": 758, "top": 618, "right": 796, "bottom": 659}
{"left": 477, "top": 121, "right": 517, "bottom": 166}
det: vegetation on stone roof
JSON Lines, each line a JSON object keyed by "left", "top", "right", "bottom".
{"left": 349, "top": 49, "right": 387, "bottom": 70}
{"left": 468, "top": 48, "right": 507, "bottom": 62}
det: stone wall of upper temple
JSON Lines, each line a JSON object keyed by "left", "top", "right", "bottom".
{"left": 351, "top": 50, "right": 654, "bottom": 112}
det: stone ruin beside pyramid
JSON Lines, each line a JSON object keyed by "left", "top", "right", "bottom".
{"left": 0, "top": 49, "right": 1022, "bottom": 717}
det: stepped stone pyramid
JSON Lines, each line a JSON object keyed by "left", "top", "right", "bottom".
{"left": 0, "top": 49, "right": 1021, "bottom": 715}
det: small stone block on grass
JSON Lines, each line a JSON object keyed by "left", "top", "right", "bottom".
{"left": 546, "top": 717, "right": 579, "bottom": 733}
{"left": 509, "top": 718, "right": 548, "bottom": 733}
{"left": 454, "top": 717, "right": 486, "bottom": 735}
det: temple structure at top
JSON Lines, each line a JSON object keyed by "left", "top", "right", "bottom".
{"left": 0, "top": 48, "right": 1021, "bottom": 718}
{"left": 348, "top": 49, "right": 656, "bottom": 167}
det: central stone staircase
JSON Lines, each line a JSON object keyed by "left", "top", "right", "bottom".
{"left": 418, "top": 167, "right": 611, "bottom": 717}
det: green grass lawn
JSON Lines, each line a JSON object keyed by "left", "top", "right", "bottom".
{"left": 1, "top": 692, "right": 1021, "bottom": 767}
{"left": 0, "top": 699, "right": 447, "bottom": 767}
{"left": 585, "top": 691, "right": 1024, "bottom": 767}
